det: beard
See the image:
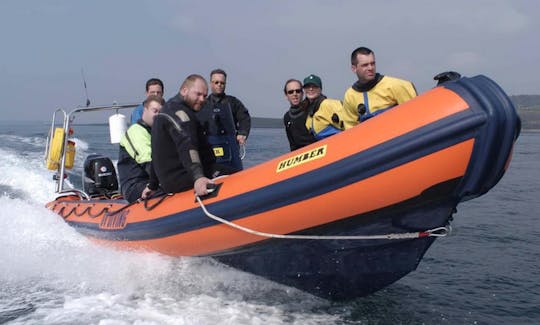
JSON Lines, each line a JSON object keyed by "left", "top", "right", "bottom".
{"left": 184, "top": 95, "right": 203, "bottom": 111}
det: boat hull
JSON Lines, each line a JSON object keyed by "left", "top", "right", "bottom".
{"left": 213, "top": 193, "right": 457, "bottom": 300}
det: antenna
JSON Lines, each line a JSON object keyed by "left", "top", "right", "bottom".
{"left": 81, "top": 68, "right": 91, "bottom": 107}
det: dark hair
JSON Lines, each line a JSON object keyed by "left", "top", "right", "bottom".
{"left": 146, "top": 78, "right": 164, "bottom": 92}
{"left": 143, "top": 95, "right": 165, "bottom": 108}
{"left": 351, "top": 47, "right": 374, "bottom": 65}
{"left": 210, "top": 69, "right": 227, "bottom": 79}
{"left": 283, "top": 79, "right": 302, "bottom": 94}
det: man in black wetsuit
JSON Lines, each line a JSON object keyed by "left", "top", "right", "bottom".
{"left": 144, "top": 74, "right": 217, "bottom": 198}
{"left": 282, "top": 78, "right": 315, "bottom": 151}
{"left": 206, "top": 68, "right": 251, "bottom": 145}
{"left": 197, "top": 68, "right": 251, "bottom": 171}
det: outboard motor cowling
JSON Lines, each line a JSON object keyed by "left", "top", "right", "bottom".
{"left": 82, "top": 154, "right": 119, "bottom": 197}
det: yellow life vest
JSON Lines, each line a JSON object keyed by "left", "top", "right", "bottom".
{"left": 343, "top": 76, "right": 416, "bottom": 128}
{"left": 305, "top": 98, "right": 345, "bottom": 140}
{"left": 119, "top": 123, "right": 152, "bottom": 165}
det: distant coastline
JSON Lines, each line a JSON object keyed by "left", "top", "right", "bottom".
{"left": 253, "top": 108, "right": 540, "bottom": 130}
{"left": 61, "top": 108, "right": 540, "bottom": 130}
{"left": 251, "top": 117, "right": 283, "bottom": 128}
{"left": 11, "top": 96, "right": 539, "bottom": 130}
{"left": 257, "top": 94, "right": 540, "bottom": 129}
{"left": 510, "top": 95, "right": 540, "bottom": 130}
{"left": 515, "top": 108, "right": 540, "bottom": 131}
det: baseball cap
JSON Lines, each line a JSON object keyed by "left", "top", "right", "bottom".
{"left": 303, "top": 74, "right": 322, "bottom": 89}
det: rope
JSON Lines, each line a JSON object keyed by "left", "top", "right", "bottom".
{"left": 57, "top": 204, "right": 108, "bottom": 219}
{"left": 143, "top": 192, "right": 173, "bottom": 210}
{"left": 239, "top": 143, "right": 246, "bottom": 160}
{"left": 106, "top": 198, "right": 140, "bottom": 215}
{"left": 57, "top": 205, "right": 76, "bottom": 219}
{"left": 106, "top": 192, "right": 172, "bottom": 215}
{"left": 195, "top": 196, "right": 450, "bottom": 240}
{"left": 55, "top": 190, "right": 173, "bottom": 219}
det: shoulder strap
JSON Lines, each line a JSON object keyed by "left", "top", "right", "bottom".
{"left": 124, "top": 129, "right": 139, "bottom": 160}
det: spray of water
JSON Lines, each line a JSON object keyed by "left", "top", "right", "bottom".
{"left": 0, "top": 132, "right": 339, "bottom": 324}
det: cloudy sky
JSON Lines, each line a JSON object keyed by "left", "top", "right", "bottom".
{"left": 1, "top": 0, "right": 538, "bottom": 121}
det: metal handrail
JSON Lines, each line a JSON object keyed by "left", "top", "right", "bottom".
{"left": 47, "top": 103, "right": 139, "bottom": 195}
{"left": 44, "top": 108, "right": 67, "bottom": 164}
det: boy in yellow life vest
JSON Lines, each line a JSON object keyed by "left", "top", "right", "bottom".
{"left": 302, "top": 74, "right": 346, "bottom": 140}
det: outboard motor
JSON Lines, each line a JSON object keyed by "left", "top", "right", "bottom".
{"left": 82, "top": 154, "right": 119, "bottom": 197}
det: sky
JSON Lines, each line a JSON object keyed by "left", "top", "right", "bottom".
{"left": 1, "top": 0, "right": 539, "bottom": 122}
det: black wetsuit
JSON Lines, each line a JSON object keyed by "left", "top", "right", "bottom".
{"left": 283, "top": 104, "right": 316, "bottom": 151}
{"left": 148, "top": 94, "right": 216, "bottom": 193}
{"left": 207, "top": 93, "right": 251, "bottom": 137}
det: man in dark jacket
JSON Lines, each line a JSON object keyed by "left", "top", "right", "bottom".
{"left": 282, "top": 78, "right": 315, "bottom": 151}
{"left": 206, "top": 68, "right": 251, "bottom": 144}
{"left": 197, "top": 68, "right": 251, "bottom": 171}
{"left": 196, "top": 69, "right": 251, "bottom": 171}
{"left": 145, "top": 74, "right": 217, "bottom": 198}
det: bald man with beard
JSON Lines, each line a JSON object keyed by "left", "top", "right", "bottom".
{"left": 145, "top": 74, "right": 220, "bottom": 198}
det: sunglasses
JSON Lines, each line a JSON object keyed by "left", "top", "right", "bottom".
{"left": 286, "top": 89, "right": 303, "bottom": 95}
{"left": 212, "top": 81, "right": 226, "bottom": 85}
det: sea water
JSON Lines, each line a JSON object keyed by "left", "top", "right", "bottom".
{"left": 0, "top": 121, "right": 538, "bottom": 324}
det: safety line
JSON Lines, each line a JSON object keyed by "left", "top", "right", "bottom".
{"left": 195, "top": 196, "right": 450, "bottom": 240}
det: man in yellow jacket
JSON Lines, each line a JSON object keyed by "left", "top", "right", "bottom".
{"left": 342, "top": 47, "right": 417, "bottom": 127}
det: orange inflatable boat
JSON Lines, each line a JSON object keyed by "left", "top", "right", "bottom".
{"left": 45, "top": 75, "right": 520, "bottom": 300}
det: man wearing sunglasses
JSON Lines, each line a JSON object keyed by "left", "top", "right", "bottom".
{"left": 283, "top": 79, "right": 315, "bottom": 151}
{"left": 197, "top": 68, "right": 251, "bottom": 171}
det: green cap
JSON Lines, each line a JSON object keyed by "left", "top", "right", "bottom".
{"left": 303, "top": 74, "right": 322, "bottom": 89}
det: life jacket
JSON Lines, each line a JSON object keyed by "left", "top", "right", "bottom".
{"left": 197, "top": 101, "right": 243, "bottom": 171}
{"left": 119, "top": 121, "right": 152, "bottom": 164}
{"left": 343, "top": 74, "right": 417, "bottom": 125}
{"left": 304, "top": 96, "right": 345, "bottom": 140}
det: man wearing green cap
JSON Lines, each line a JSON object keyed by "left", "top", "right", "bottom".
{"left": 302, "top": 74, "right": 346, "bottom": 140}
